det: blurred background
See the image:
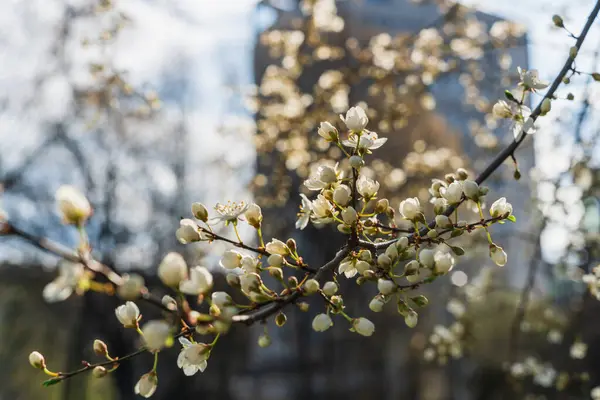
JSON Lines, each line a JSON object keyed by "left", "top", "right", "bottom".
{"left": 1, "top": 0, "right": 600, "bottom": 399}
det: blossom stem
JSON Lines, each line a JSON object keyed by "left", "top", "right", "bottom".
{"left": 476, "top": 202, "right": 493, "bottom": 244}
{"left": 232, "top": 223, "right": 243, "bottom": 244}
{"left": 151, "top": 353, "right": 159, "bottom": 373}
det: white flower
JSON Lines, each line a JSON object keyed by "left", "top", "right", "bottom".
{"left": 338, "top": 258, "right": 358, "bottom": 278}
{"left": 213, "top": 201, "right": 249, "bottom": 224}
{"left": 176, "top": 219, "right": 202, "bottom": 244}
{"left": 385, "top": 244, "right": 398, "bottom": 261}
{"left": 490, "top": 246, "right": 507, "bottom": 266}
{"left": 570, "top": 342, "right": 587, "bottom": 359}
{"left": 441, "top": 181, "right": 463, "bottom": 204}
{"left": 341, "top": 206, "right": 358, "bottom": 225}
{"left": 43, "top": 261, "right": 85, "bottom": 303}
{"left": 419, "top": 249, "right": 435, "bottom": 268}
{"left": 492, "top": 100, "right": 513, "bottom": 118}
{"left": 533, "top": 366, "right": 556, "bottom": 388}
{"left": 342, "top": 131, "right": 387, "bottom": 151}
{"left": 356, "top": 175, "right": 380, "bottom": 199}
{"left": 142, "top": 320, "right": 171, "bottom": 352}
{"left": 115, "top": 301, "right": 140, "bottom": 328}
{"left": 55, "top": 185, "right": 92, "bottom": 225}
{"left": 353, "top": 317, "right": 375, "bottom": 336}
{"left": 311, "top": 194, "right": 337, "bottom": 224}
{"left": 29, "top": 351, "right": 46, "bottom": 369}
{"left": 490, "top": 197, "right": 513, "bottom": 218}
{"left": 340, "top": 106, "right": 369, "bottom": 132}
{"left": 211, "top": 291, "right": 232, "bottom": 308}
{"left": 191, "top": 202, "right": 208, "bottom": 221}
{"left": 304, "top": 164, "right": 339, "bottom": 190}
{"left": 591, "top": 386, "right": 600, "bottom": 400}
{"left": 244, "top": 204, "right": 262, "bottom": 228}
{"left": 135, "top": 372, "right": 158, "bottom": 398}
{"left": 322, "top": 281, "right": 338, "bottom": 296}
{"left": 433, "top": 252, "right": 455, "bottom": 275}
{"left": 179, "top": 266, "right": 213, "bottom": 295}
{"left": 462, "top": 180, "right": 479, "bottom": 200}
{"left": 333, "top": 185, "right": 351, "bottom": 205}
{"left": 518, "top": 67, "right": 549, "bottom": 90}
{"left": 377, "top": 279, "right": 395, "bottom": 295}
{"left": 399, "top": 197, "right": 421, "bottom": 220}
{"left": 433, "top": 197, "right": 448, "bottom": 214}
{"left": 265, "top": 239, "right": 290, "bottom": 256}
{"left": 512, "top": 105, "right": 537, "bottom": 139}
{"left": 296, "top": 194, "right": 312, "bottom": 230}
{"left": 355, "top": 260, "right": 371, "bottom": 275}
{"left": 117, "top": 273, "right": 145, "bottom": 300}
{"left": 317, "top": 121, "right": 338, "bottom": 141}
{"left": 177, "top": 337, "right": 209, "bottom": 376}
{"left": 219, "top": 250, "right": 243, "bottom": 270}
{"left": 158, "top": 252, "right": 188, "bottom": 287}
{"left": 312, "top": 313, "right": 333, "bottom": 332}
{"left": 369, "top": 297, "right": 385, "bottom": 312}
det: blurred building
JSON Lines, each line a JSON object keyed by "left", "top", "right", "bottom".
{"left": 251, "top": 1, "right": 536, "bottom": 399}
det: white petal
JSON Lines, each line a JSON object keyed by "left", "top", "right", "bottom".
{"left": 179, "top": 280, "right": 199, "bottom": 295}
{"left": 178, "top": 337, "right": 192, "bottom": 348}
{"left": 183, "top": 364, "right": 199, "bottom": 376}
{"left": 198, "top": 360, "right": 208, "bottom": 372}
{"left": 177, "top": 351, "right": 186, "bottom": 368}
{"left": 344, "top": 268, "right": 357, "bottom": 278}
{"left": 369, "top": 137, "right": 388, "bottom": 149}
{"left": 296, "top": 214, "right": 310, "bottom": 230}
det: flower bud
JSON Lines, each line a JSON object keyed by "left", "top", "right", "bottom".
{"left": 369, "top": 297, "right": 385, "bottom": 312}
{"left": 226, "top": 273, "right": 240, "bottom": 289}
{"left": 219, "top": 249, "right": 243, "bottom": 270}
{"left": 541, "top": 98, "right": 551, "bottom": 115}
{"left": 349, "top": 155, "right": 365, "bottom": 169}
{"left": 161, "top": 295, "right": 178, "bottom": 311}
{"left": 396, "top": 237, "right": 409, "bottom": 251}
{"left": 355, "top": 260, "right": 371, "bottom": 275}
{"left": 385, "top": 244, "right": 398, "bottom": 260}
{"left": 176, "top": 219, "right": 202, "bottom": 244}
{"left": 435, "top": 215, "right": 452, "bottom": 229}
{"left": 569, "top": 46, "right": 578, "bottom": 59}
{"left": 419, "top": 249, "right": 435, "bottom": 268}
{"left": 399, "top": 197, "right": 421, "bottom": 220}
{"left": 288, "top": 276, "right": 299, "bottom": 288}
{"left": 341, "top": 206, "right": 358, "bottom": 225}
{"left": 427, "top": 230, "right": 438, "bottom": 239}
{"left": 269, "top": 267, "right": 283, "bottom": 281}
{"left": 158, "top": 252, "right": 188, "bottom": 287}
{"left": 433, "top": 198, "right": 447, "bottom": 215}
{"left": 244, "top": 203, "right": 263, "bottom": 228}
{"left": 337, "top": 224, "right": 352, "bottom": 234}
{"left": 462, "top": 180, "right": 479, "bottom": 201}
{"left": 490, "top": 245, "right": 508, "bottom": 266}
{"left": 330, "top": 295, "right": 343, "bottom": 308}
{"left": 352, "top": 317, "right": 375, "bottom": 336}
{"left": 404, "top": 260, "right": 420, "bottom": 276}
{"left": 267, "top": 254, "right": 284, "bottom": 267}
{"left": 135, "top": 372, "right": 158, "bottom": 398}
{"left": 322, "top": 281, "right": 338, "bottom": 296}
{"left": 377, "top": 254, "right": 392, "bottom": 269}
{"left": 191, "top": 202, "right": 208, "bottom": 222}
{"left": 312, "top": 314, "right": 333, "bottom": 332}
{"left": 456, "top": 168, "right": 469, "bottom": 180}
{"left": 552, "top": 14, "right": 564, "bottom": 27}
{"left": 342, "top": 106, "right": 369, "bottom": 132}
{"left": 265, "top": 239, "right": 290, "bottom": 256}
{"left": 93, "top": 339, "right": 108, "bottom": 357}
{"left": 405, "top": 311, "right": 418, "bottom": 328}
{"left": 304, "top": 279, "right": 320, "bottom": 294}
{"left": 317, "top": 121, "right": 339, "bottom": 141}
{"left": 29, "top": 351, "right": 46, "bottom": 369}
{"left": 411, "top": 295, "right": 429, "bottom": 307}
{"left": 297, "top": 302, "right": 310, "bottom": 312}
{"left": 567, "top": 93, "right": 574, "bottom": 100}
{"left": 275, "top": 312, "right": 287, "bottom": 327}
{"left": 490, "top": 197, "right": 513, "bottom": 218}
{"left": 117, "top": 273, "right": 145, "bottom": 300}
{"left": 377, "top": 279, "right": 395, "bottom": 295}
{"left": 286, "top": 238, "right": 297, "bottom": 254}
{"left": 141, "top": 320, "right": 171, "bottom": 352}
{"left": 375, "top": 198, "right": 389, "bottom": 214}
{"left": 55, "top": 185, "right": 92, "bottom": 225}
{"left": 333, "top": 185, "right": 351, "bottom": 206}
{"left": 258, "top": 334, "right": 271, "bottom": 348}
{"left": 433, "top": 252, "right": 455, "bottom": 275}
{"left": 115, "top": 301, "right": 140, "bottom": 328}
{"left": 93, "top": 366, "right": 108, "bottom": 378}
{"left": 359, "top": 250, "right": 373, "bottom": 262}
